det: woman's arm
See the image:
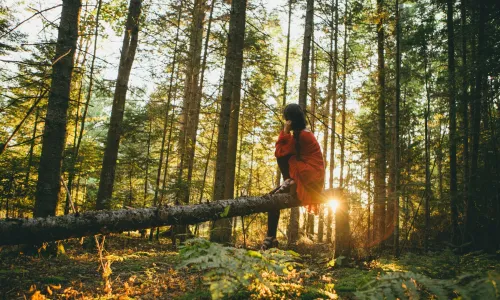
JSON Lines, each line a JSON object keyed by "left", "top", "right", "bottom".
{"left": 275, "top": 130, "right": 295, "bottom": 157}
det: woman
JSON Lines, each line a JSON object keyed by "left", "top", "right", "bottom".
{"left": 262, "top": 103, "right": 325, "bottom": 250}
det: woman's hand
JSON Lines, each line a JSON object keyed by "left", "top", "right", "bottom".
{"left": 284, "top": 120, "right": 292, "bottom": 134}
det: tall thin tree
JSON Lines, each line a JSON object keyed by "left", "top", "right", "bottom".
{"left": 373, "top": 0, "right": 386, "bottom": 245}
{"left": 96, "top": 0, "right": 142, "bottom": 210}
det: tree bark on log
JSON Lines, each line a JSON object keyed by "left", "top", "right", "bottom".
{"left": 0, "top": 193, "right": 317, "bottom": 246}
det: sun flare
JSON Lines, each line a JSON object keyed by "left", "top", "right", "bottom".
{"left": 328, "top": 199, "right": 339, "bottom": 212}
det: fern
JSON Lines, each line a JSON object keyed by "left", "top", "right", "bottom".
{"left": 355, "top": 270, "right": 500, "bottom": 300}
{"left": 178, "top": 238, "right": 310, "bottom": 299}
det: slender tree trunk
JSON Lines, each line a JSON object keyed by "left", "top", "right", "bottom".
{"left": 187, "top": 0, "right": 216, "bottom": 198}
{"left": 447, "top": 0, "right": 459, "bottom": 248}
{"left": 298, "top": 0, "right": 314, "bottom": 109}
{"left": 283, "top": 0, "right": 292, "bottom": 106}
{"left": 393, "top": 0, "right": 401, "bottom": 255}
{"left": 277, "top": 0, "right": 294, "bottom": 188}
{"left": 224, "top": 75, "right": 246, "bottom": 201}
{"left": 288, "top": 0, "right": 314, "bottom": 245}
{"left": 210, "top": 0, "right": 247, "bottom": 244}
{"left": 199, "top": 81, "right": 222, "bottom": 204}
{"left": 177, "top": 0, "right": 206, "bottom": 205}
{"left": 310, "top": 30, "right": 317, "bottom": 133}
{"left": 424, "top": 47, "right": 432, "bottom": 252}
{"left": 153, "top": 0, "right": 182, "bottom": 209}
{"left": 68, "top": 0, "right": 102, "bottom": 211}
{"left": 329, "top": 0, "right": 338, "bottom": 190}
{"left": 96, "top": 0, "right": 142, "bottom": 210}
{"left": 367, "top": 143, "right": 372, "bottom": 246}
{"left": 339, "top": 0, "right": 347, "bottom": 189}
{"left": 24, "top": 107, "right": 40, "bottom": 189}
{"left": 34, "top": 0, "right": 81, "bottom": 217}
{"left": 460, "top": 0, "right": 469, "bottom": 248}
{"left": 143, "top": 119, "right": 152, "bottom": 207}
{"left": 373, "top": 0, "right": 386, "bottom": 246}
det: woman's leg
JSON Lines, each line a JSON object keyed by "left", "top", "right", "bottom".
{"left": 277, "top": 154, "right": 292, "bottom": 180}
{"left": 267, "top": 155, "right": 292, "bottom": 239}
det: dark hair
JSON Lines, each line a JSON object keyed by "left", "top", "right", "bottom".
{"left": 283, "top": 103, "right": 306, "bottom": 160}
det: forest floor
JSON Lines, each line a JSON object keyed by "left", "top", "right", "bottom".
{"left": 0, "top": 233, "right": 499, "bottom": 299}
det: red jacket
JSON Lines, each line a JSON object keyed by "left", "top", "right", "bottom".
{"left": 275, "top": 130, "right": 325, "bottom": 210}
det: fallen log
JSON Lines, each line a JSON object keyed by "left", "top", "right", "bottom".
{"left": 0, "top": 193, "right": 306, "bottom": 246}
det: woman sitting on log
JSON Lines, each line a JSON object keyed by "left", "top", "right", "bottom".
{"left": 262, "top": 103, "right": 325, "bottom": 250}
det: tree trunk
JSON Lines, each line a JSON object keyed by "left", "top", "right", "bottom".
{"left": 24, "top": 107, "right": 40, "bottom": 189}
{"left": 276, "top": 0, "right": 294, "bottom": 188}
{"left": 96, "top": 0, "right": 142, "bottom": 210}
{"left": 288, "top": 0, "right": 314, "bottom": 245}
{"left": 224, "top": 75, "right": 245, "bottom": 201}
{"left": 298, "top": 0, "right": 314, "bottom": 109}
{"left": 66, "top": 0, "right": 103, "bottom": 213}
{"left": 34, "top": 0, "right": 81, "bottom": 217}
{"left": 283, "top": 0, "right": 293, "bottom": 106}
{"left": 424, "top": 46, "right": 432, "bottom": 252}
{"left": 339, "top": 0, "right": 347, "bottom": 189}
{"left": 329, "top": 0, "right": 338, "bottom": 190}
{"left": 153, "top": 0, "right": 182, "bottom": 209}
{"left": 467, "top": 0, "right": 485, "bottom": 249}
{"left": 393, "top": 0, "right": 401, "bottom": 255}
{"left": 460, "top": 0, "right": 469, "bottom": 248}
{"left": 211, "top": 0, "right": 247, "bottom": 244}
{"left": 177, "top": 0, "right": 206, "bottom": 205}
{"left": 335, "top": 189, "right": 350, "bottom": 257}
{"left": 310, "top": 30, "right": 317, "bottom": 133}
{"left": 189, "top": 0, "right": 216, "bottom": 199}
{"left": 143, "top": 119, "right": 152, "bottom": 207}
{"left": 373, "top": 0, "right": 386, "bottom": 246}
{"left": 447, "top": 0, "right": 459, "bottom": 248}
{"left": 0, "top": 193, "right": 335, "bottom": 246}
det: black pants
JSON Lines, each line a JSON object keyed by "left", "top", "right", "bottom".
{"left": 267, "top": 155, "right": 292, "bottom": 238}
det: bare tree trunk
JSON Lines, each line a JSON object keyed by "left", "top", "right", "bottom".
{"left": 339, "top": 0, "right": 347, "bottom": 189}
{"left": 393, "top": 0, "right": 401, "bottom": 256}
{"left": 143, "top": 119, "right": 152, "bottom": 207}
{"left": 188, "top": 0, "right": 216, "bottom": 199}
{"left": 447, "top": 0, "right": 459, "bottom": 248}
{"left": 373, "top": 0, "right": 386, "bottom": 246}
{"left": 467, "top": 0, "right": 485, "bottom": 249}
{"left": 329, "top": 0, "right": 338, "bottom": 190}
{"left": 335, "top": 189, "right": 350, "bottom": 257}
{"left": 177, "top": 0, "right": 206, "bottom": 205}
{"left": 67, "top": 0, "right": 102, "bottom": 212}
{"left": 211, "top": 0, "right": 247, "bottom": 244}
{"left": 24, "top": 107, "right": 40, "bottom": 189}
{"left": 310, "top": 30, "right": 317, "bottom": 133}
{"left": 460, "top": 0, "right": 469, "bottom": 248}
{"left": 153, "top": 0, "right": 182, "bottom": 210}
{"left": 96, "top": 0, "right": 142, "bottom": 210}
{"left": 424, "top": 46, "right": 432, "bottom": 252}
{"left": 283, "top": 0, "right": 292, "bottom": 106}
{"left": 199, "top": 81, "right": 222, "bottom": 204}
{"left": 34, "top": 0, "right": 81, "bottom": 217}
{"left": 288, "top": 0, "right": 314, "bottom": 245}
{"left": 276, "top": 0, "right": 294, "bottom": 188}
{"left": 367, "top": 143, "right": 372, "bottom": 246}
{"left": 298, "top": 0, "right": 314, "bottom": 109}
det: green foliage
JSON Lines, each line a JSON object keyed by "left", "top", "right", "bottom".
{"left": 354, "top": 270, "right": 500, "bottom": 300}
{"left": 178, "top": 238, "right": 320, "bottom": 300}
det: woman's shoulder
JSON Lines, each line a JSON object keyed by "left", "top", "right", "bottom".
{"left": 300, "top": 129, "right": 318, "bottom": 140}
